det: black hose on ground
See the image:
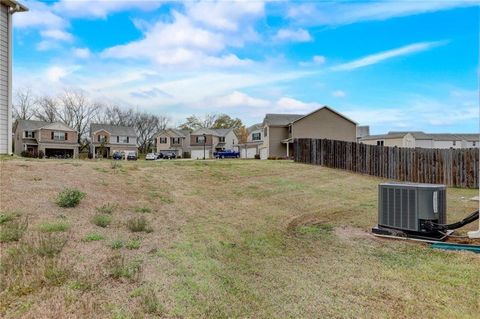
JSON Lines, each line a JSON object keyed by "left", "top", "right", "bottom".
{"left": 425, "top": 210, "right": 479, "bottom": 231}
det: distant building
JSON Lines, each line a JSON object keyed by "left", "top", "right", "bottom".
{"left": 259, "top": 106, "right": 357, "bottom": 159}
{"left": 356, "top": 125, "right": 370, "bottom": 141}
{"left": 360, "top": 131, "right": 479, "bottom": 149}
{"left": 236, "top": 123, "right": 263, "bottom": 159}
{"left": 0, "top": 0, "right": 27, "bottom": 155}
{"left": 89, "top": 124, "right": 138, "bottom": 158}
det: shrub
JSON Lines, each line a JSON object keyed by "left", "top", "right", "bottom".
{"left": 56, "top": 188, "right": 85, "bottom": 208}
{"left": 126, "top": 238, "right": 141, "bottom": 250}
{"left": 141, "top": 287, "right": 163, "bottom": 315}
{"left": 0, "top": 212, "right": 16, "bottom": 224}
{"left": 92, "top": 214, "right": 112, "bottom": 228}
{"left": 254, "top": 154, "right": 260, "bottom": 160}
{"left": 110, "top": 239, "right": 124, "bottom": 249}
{"left": 134, "top": 207, "right": 151, "bottom": 214}
{"left": 106, "top": 253, "right": 142, "bottom": 281}
{"left": 38, "top": 150, "right": 45, "bottom": 159}
{"left": 88, "top": 153, "right": 93, "bottom": 159}
{"left": 182, "top": 152, "right": 191, "bottom": 159}
{"left": 84, "top": 232, "right": 105, "bottom": 242}
{"left": 96, "top": 203, "right": 117, "bottom": 214}
{"left": 0, "top": 217, "right": 28, "bottom": 242}
{"left": 126, "top": 216, "right": 152, "bottom": 233}
{"left": 34, "top": 232, "right": 68, "bottom": 257}
{"left": 39, "top": 221, "right": 70, "bottom": 233}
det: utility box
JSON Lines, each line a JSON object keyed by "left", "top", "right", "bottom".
{"left": 378, "top": 183, "right": 446, "bottom": 232}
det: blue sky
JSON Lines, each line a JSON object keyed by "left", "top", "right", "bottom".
{"left": 11, "top": 0, "right": 479, "bottom": 133}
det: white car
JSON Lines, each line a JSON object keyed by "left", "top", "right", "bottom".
{"left": 145, "top": 153, "right": 157, "bottom": 160}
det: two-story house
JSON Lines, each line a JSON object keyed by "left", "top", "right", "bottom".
{"left": 237, "top": 123, "right": 263, "bottom": 158}
{"left": 90, "top": 124, "right": 137, "bottom": 159}
{"left": 13, "top": 119, "right": 79, "bottom": 158}
{"left": 154, "top": 128, "right": 190, "bottom": 157}
{"left": 259, "top": 106, "right": 357, "bottom": 159}
{"left": 189, "top": 128, "right": 238, "bottom": 159}
{"left": 0, "top": 0, "right": 27, "bottom": 155}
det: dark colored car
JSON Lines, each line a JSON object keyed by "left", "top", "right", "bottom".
{"left": 127, "top": 152, "right": 137, "bottom": 161}
{"left": 214, "top": 149, "right": 240, "bottom": 159}
{"left": 160, "top": 151, "right": 177, "bottom": 159}
{"left": 112, "top": 152, "right": 123, "bottom": 160}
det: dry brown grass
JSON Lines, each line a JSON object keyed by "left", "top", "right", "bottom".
{"left": 0, "top": 158, "right": 479, "bottom": 318}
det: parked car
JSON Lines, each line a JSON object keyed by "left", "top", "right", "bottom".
{"left": 159, "top": 151, "right": 176, "bottom": 159}
{"left": 214, "top": 149, "right": 240, "bottom": 159}
{"left": 112, "top": 151, "right": 123, "bottom": 160}
{"left": 145, "top": 153, "right": 156, "bottom": 160}
{"left": 127, "top": 152, "right": 137, "bottom": 161}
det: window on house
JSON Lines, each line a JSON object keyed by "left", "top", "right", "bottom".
{"left": 116, "top": 136, "right": 120, "bottom": 143}
{"left": 252, "top": 132, "right": 261, "bottom": 141}
{"left": 377, "top": 140, "right": 384, "bottom": 146}
{"left": 159, "top": 137, "right": 167, "bottom": 144}
{"left": 264, "top": 127, "right": 268, "bottom": 137}
{"left": 219, "top": 137, "right": 225, "bottom": 143}
{"left": 453, "top": 141, "right": 456, "bottom": 146}
{"left": 53, "top": 131, "right": 66, "bottom": 141}
{"left": 171, "top": 137, "right": 181, "bottom": 145}
{"left": 126, "top": 136, "right": 130, "bottom": 143}
{"left": 98, "top": 135, "right": 107, "bottom": 143}
{"left": 196, "top": 136, "right": 206, "bottom": 143}
{"left": 24, "top": 131, "right": 35, "bottom": 138}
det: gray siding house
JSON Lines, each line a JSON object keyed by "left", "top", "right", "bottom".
{"left": 0, "top": 0, "right": 27, "bottom": 155}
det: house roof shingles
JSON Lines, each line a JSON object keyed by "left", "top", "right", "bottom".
{"left": 90, "top": 124, "right": 136, "bottom": 137}
{"left": 263, "top": 114, "right": 303, "bottom": 127}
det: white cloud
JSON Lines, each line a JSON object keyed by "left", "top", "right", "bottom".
{"left": 72, "top": 48, "right": 92, "bottom": 59}
{"left": 287, "top": 1, "right": 480, "bottom": 26}
{"left": 187, "top": 1, "right": 264, "bottom": 31}
{"left": 52, "top": 0, "right": 163, "bottom": 19}
{"left": 45, "top": 66, "right": 69, "bottom": 82}
{"left": 332, "top": 41, "right": 447, "bottom": 71}
{"left": 300, "top": 55, "right": 326, "bottom": 66}
{"left": 274, "top": 28, "right": 312, "bottom": 42}
{"left": 332, "top": 90, "right": 346, "bottom": 98}
{"left": 40, "top": 29, "right": 74, "bottom": 42}
{"left": 14, "top": 0, "right": 67, "bottom": 29}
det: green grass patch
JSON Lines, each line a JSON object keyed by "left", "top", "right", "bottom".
{"left": 134, "top": 207, "right": 151, "bottom": 214}
{"left": 0, "top": 217, "right": 28, "bottom": 242}
{"left": 38, "top": 221, "right": 70, "bottom": 233}
{"left": 84, "top": 232, "right": 105, "bottom": 242}
{"left": 126, "top": 216, "right": 152, "bottom": 233}
{"left": 126, "top": 238, "right": 141, "bottom": 250}
{"left": 92, "top": 214, "right": 112, "bottom": 228}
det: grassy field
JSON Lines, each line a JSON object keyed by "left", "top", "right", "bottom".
{"left": 0, "top": 158, "right": 479, "bottom": 318}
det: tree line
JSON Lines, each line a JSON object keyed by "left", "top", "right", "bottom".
{"left": 13, "top": 88, "right": 248, "bottom": 153}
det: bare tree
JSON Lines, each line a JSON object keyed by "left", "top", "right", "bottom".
{"left": 134, "top": 112, "right": 170, "bottom": 153}
{"left": 58, "top": 90, "right": 101, "bottom": 150}
{"left": 34, "top": 96, "right": 58, "bottom": 123}
{"left": 13, "top": 88, "right": 35, "bottom": 120}
{"left": 179, "top": 114, "right": 217, "bottom": 131}
{"left": 103, "top": 106, "right": 136, "bottom": 127}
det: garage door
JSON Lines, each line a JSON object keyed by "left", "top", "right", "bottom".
{"left": 191, "top": 149, "right": 209, "bottom": 159}
{"left": 260, "top": 148, "right": 268, "bottom": 160}
{"left": 241, "top": 147, "right": 258, "bottom": 159}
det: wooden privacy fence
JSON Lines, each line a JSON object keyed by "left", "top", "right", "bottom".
{"left": 294, "top": 138, "right": 479, "bottom": 188}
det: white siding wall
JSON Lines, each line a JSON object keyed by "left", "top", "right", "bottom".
{"left": 0, "top": 4, "right": 9, "bottom": 154}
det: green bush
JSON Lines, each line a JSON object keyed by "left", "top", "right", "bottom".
{"left": 126, "top": 216, "right": 152, "bottom": 233}
{"left": 0, "top": 217, "right": 28, "bottom": 242}
{"left": 92, "top": 214, "right": 112, "bottom": 228}
{"left": 39, "top": 221, "right": 70, "bottom": 233}
{"left": 84, "top": 232, "right": 105, "bottom": 242}
{"left": 56, "top": 188, "right": 86, "bottom": 208}
{"left": 106, "top": 253, "right": 142, "bottom": 281}
{"left": 0, "top": 212, "right": 17, "bottom": 224}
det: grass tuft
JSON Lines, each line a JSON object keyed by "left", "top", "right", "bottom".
{"left": 96, "top": 203, "right": 117, "bottom": 214}
{"left": 56, "top": 188, "right": 85, "bottom": 208}
{"left": 92, "top": 214, "right": 112, "bottom": 228}
{"left": 134, "top": 207, "right": 151, "bottom": 214}
{"left": 106, "top": 253, "right": 142, "bottom": 281}
{"left": 84, "top": 232, "right": 105, "bottom": 242}
{"left": 126, "top": 238, "right": 141, "bottom": 250}
{"left": 38, "top": 221, "right": 70, "bottom": 233}
{"left": 110, "top": 239, "right": 125, "bottom": 249}
{"left": 126, "top": 216, "right": 152, "bottom": 233}
{"left": 0, "top": 216, "right": 28, "bottom": 242}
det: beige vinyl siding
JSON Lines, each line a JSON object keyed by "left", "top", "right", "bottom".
{"left": 0, "top": 4, "right": 8, "bottom": 153}
{"left": 292, "top": 107, "right": 356, "bottom": 142}
{"left": 268, "top": 126, "right": 289, "bottom": 157}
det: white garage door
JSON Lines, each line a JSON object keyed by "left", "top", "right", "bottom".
{"left": 260, "top": 148, "right": 268, "bottom": 160}
{"left": 191, "top": 149, "right": 210, "bottom": 159}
